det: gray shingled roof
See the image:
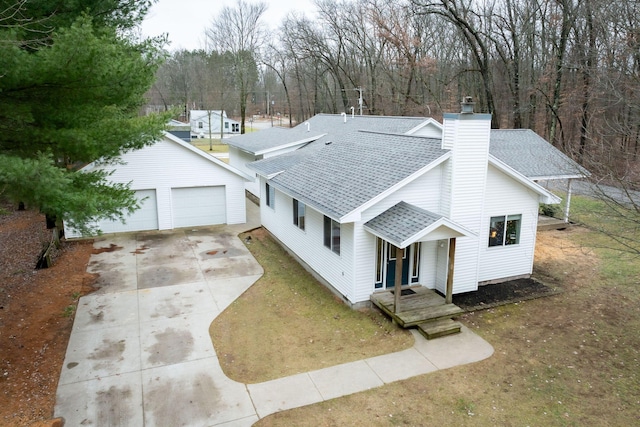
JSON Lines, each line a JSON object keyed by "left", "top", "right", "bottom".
{"left": 226, "top": 114, "right": 428, "bottom": 155}
{"left": 226, "top": 127, "right": 323, "bottom": 153}
{"left": 490, "top": 129, "right": 589, "bottom": 179}
{"left": 267, "top": 131, "right": 448, "bottom": 220}
{"left": 364, "top": 202, "right": 443, "bottom": 248}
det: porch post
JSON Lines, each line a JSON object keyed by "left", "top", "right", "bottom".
{"left": 393, "top": 246, "right": 404, "bottom": 313}
{"left": 445, "top": 238, "right": 456, "bottom": 304}
{"left": 564, "top": 178, "right": 573, "bottom": 223}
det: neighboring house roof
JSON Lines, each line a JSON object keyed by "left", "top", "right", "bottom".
{"left": 489, "top": 129, "right": 589, "bottom": 179}
{"left": 255, "top": 131, "right": 450, "bottom": 221}
{"left": 226, "top": 113, "right": 429, "bottom": 155}
{"left": 364, "top": 201, "right": 475, "bottom": 248}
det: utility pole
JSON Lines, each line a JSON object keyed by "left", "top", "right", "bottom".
{"left": 341, "top": 87, "right": 364, "bottom": 115}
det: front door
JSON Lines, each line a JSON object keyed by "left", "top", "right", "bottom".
{"left": 386, "top": 244, "right": 409, "bottom": 288}
{"left": 375, "top": 238, "right": 421, "bottom": 289}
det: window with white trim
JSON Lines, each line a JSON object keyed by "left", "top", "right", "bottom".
{"left": 265, "top": 183, "right": 275, "bottom": 209}
{"left": 488, "top": 214, "right": 522, "bottom": 247}
{"left": 198, "top": 121, "right": 203, "bottom": 129}
{"left": 293, "top": 199, "right": 305, "bottom": 230}
{"left": 323, "top": 216, "right": 340, "bottom": 255}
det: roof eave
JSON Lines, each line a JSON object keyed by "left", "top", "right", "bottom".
{"left": 339, "top": 151, "right": 452, "bottom": 223}
{"left": 254, "top": 133, "right": 326, "bottom": 156}
{"left": 363, "top": 217, "right": 477, "bottom": 249}
{"left": 489, "top": 155, "right": 562, "bottom": 204}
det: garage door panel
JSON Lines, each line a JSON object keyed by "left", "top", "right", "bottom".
{"left": 97, "top": 189, "right": 158, "bottom": 233}
{"left": 172, "top": 186, "right": 226, "bottom": 228}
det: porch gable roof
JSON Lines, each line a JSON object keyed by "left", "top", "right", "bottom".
{"left": 364, "top": 201, "right": 476, "bottom": 249}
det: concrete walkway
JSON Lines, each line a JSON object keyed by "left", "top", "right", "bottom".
{"left": 55, "top": 201, "right": 493, "bottom": 426}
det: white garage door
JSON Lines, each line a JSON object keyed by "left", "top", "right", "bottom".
{"left": 98, "top": 189, "right": 158, "bottom": 233}
{"left": 171, "top": 186, "right": 226, "bottom": 228}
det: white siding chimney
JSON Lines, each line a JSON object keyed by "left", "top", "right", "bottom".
{"left": 440, "top": 98, "right": 492, "bottom": 293}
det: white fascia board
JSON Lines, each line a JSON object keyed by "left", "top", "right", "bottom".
{"left": 405, "top": 118, "right": 443, "bottom": 135}
{"left": 530, "top": 173, "right": 589, "bottom": 181}
{"left": 364, "top": 218, "right": 476, "bottom": 249}
{"left": 489, "top": 155, "right": 562, "bottom": 205}
{"left": 340, "top": 152, "right": 452, "bottom": 223}
{"left": 162, "top": 131, "right": 253, "bottom": 181}
{"left": 254, "top": 134, "right": 327, "bottom": 156}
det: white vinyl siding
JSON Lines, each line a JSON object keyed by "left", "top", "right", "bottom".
{"left": 353, "top": 168, "right": 443, "bottom": 302}
{"left": 229, "top": 146, "right": 259, "bottom": 196}
{"left": 171, "top": 186, "right": 226, "bottom": 228}
{"left": 441, "top": 114, "right": 491, "bottom": 293}
{"left": 478, "top": 165, "right": 540, "bottom": 282}
{"left": 259, "top": 177, "right": 355, "bottom": 302}
{"left": 64, "top": 135, "right": 246, "bottom": 237}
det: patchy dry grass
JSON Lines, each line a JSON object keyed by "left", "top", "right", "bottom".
{"left": 249, "top": 196, "right": 640, "bottom": 426}
{"left": 209, "top": 228, "right": 413, "bottom": 384}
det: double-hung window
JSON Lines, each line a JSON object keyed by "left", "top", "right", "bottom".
{"left": 323, "top": 216, "right": 340, "bottom": 255}
{"left": 488, "top": 214, "right": 522, "bottom": 247}
{"left": 265, "top": 183, "right": 275, "bottom": 209}
{"left": 293, "top": 199, "right": 305, "bottom": 230}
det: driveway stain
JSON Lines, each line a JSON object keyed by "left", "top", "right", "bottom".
{"left": 147, "top": 328, "right": 194, "bottom": 365}
{"left": 89, "top": 338, "right": 126, "bottom": 362}
{"left": 138, "top": 266, "right": 200, "bottom": 289}
{"left": 145, "top": 374, "right": 220, "bottom": 426}
{"left": 95, "top": 385, "right": 133, "bottom": 426}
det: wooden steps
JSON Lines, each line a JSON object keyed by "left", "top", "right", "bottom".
{"left": 417, "top": 318, "right": 462, "bottom": 340}
{"left": 398, "top": 303, "right": 463, "bottom": 327}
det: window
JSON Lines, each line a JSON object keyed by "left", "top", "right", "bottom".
{"left": 265, "top": 183, "right": 275, "bottom": 209}
{"left": 293, "top": 199, "right": 305, "bottom": 230}
{"left": 489, "top": 214, "right": 522, "bottom": 247}
{"left": 323, "top": 215, "right": 340, "bottom": 255}
{"left": 224, "top": 122, "right": 229, "bottom": 129}
{"left": 232, "top": 123, "right": 239, "bottom": 132}
{"left": 198, "top": 121, "right": 203, "bottom": 129}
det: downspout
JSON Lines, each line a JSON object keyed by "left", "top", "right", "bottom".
{"left": 564, "top": 179, "right": 573, "bottom": 223}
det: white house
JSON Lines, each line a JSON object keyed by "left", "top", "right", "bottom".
{"left": 247, "top": 104, "right": 588, "bottom": 307}
{"left": 190, "top": 110, "right": 240, "bottom": 138}
{"left": 64, "top": 132, "right": 251, "bottom": 238}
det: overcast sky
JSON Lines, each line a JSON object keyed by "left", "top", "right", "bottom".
{"left": 140, "top": 0, "right": 317, "bottom": 51}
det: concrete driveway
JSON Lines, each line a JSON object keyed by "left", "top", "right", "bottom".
{"left": 55, "top": 202, "right": 493, "bottom": 426}
{"left": 54, "top": 220, "right": 264, "bottom": 426}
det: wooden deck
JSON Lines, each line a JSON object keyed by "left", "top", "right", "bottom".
{"left": 538, "top": 215, "right": 571, "bottom": 231}
{"left": 370, "top": 286, "right": 464, "bottom": 328}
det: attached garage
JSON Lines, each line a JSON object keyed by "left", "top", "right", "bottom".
{"left": 171, "top": 186, "right": 226, "bottom": 228}
{"left": 64, "top": 132, "right": 250, "bottom": 238}
{"left": 96, "top": 189, "right": 158, "bottom": 233}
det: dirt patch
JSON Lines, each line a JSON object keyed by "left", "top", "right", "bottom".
{"left": 0, "top": 202, "right": 96, "bottom": 426}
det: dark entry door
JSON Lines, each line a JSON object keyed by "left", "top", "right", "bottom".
{"left": 386, "top": 244, "right": 410, "bottom": 288}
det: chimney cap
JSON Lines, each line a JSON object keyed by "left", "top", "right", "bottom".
{"left": 461, "top": 96, "right": 475, "bottom": 114}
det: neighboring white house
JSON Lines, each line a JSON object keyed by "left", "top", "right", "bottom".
{"left": 226, "top": 114, "right": 444, "bottom": 196}
{"left": 64, "top": 132, "right": 251, "bottom": 238}
{"left": 190, "top": 110, "right": 240, "bottom": 138}
{"left": 247, "top": 104, "right": 588, "bottom": 307}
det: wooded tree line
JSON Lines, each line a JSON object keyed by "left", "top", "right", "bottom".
{"left": 149, "top": 0, "right": 640, "bottom": 184}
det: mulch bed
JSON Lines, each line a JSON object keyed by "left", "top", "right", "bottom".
{"left": 453, "top": 278, "right": 561, "bottom": 312}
